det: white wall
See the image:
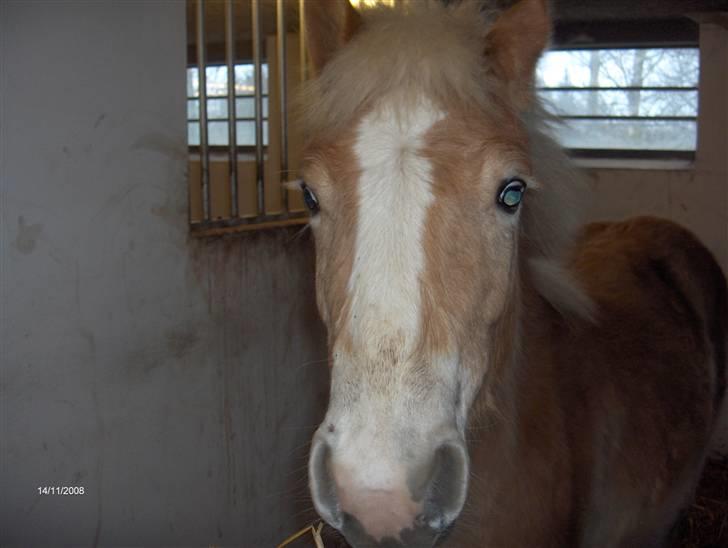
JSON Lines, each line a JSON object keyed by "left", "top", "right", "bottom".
{"left": 1, "top": 2, "right": 328, "bottom": 545}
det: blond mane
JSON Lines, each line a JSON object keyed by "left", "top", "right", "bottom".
{"left": 298, "top": 0, "right": 596, "bottom": 321}
{"left": 298, "top": 1, "right": 497, "bottom": 133}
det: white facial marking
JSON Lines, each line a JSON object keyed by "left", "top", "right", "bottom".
{"left": 323, "top": 99, "right": 448, "bottom": 539}
{"left": 348, "top": 98, "right": 444, "bottom": 359}
{"left": 319, "top": 99, "right": 468, "bottom": 542}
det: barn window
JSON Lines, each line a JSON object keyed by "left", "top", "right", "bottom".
{"left": 187, "top": 64, "right": 270, "bottom": 147}
{"left": 187, "top": 2, "right": 703, "bottom": 234}
{"left": 187, "top": 0, "right": 308, "bottom": 235}
{"left": 536, "top": 47, "right": 699, "bottom": 159}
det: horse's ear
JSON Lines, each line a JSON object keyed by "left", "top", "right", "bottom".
{"left": 485, "top": 0, "right": 550, "bottom": 109}
{"left": 304, "top": 0, "right": 363, "bottom": 75}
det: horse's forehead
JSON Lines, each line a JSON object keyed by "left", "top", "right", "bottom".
{"left": 354, "top": 99, "right": 445, "bottom": 171}
{"left": 307, "top": 96, "right": 524, "bottom": 356}
{"left": 336, "top": 98, "right": 444, "bottom": 358}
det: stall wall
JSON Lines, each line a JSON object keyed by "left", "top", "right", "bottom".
{"left": 1, "top": 2, "right": 327, "bottom": 545}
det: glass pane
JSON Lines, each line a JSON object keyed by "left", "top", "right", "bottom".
{"left": 236, "top": 121, "right": 255, "bottom": 146}
{"left": 235, "top": 96, "right": 269, "bottom": 118}
{"left": 235, "top": 64, "right": 256, "bottom": 95}
{"left": 207, "top": 98, "right": 227, "bottom": 119}
{"left": 188, "top": 122, "right": 199, "bottom": 146}
{"left": 236, "top": 97, "right": 254, "bottom": 118}
{"left": 536, "top": 48, "right": 699, "bottom": 89}
{"left": 187, "top": 99, "right": 199, "bottom": 120}
{"left": 549, "top": 119, "right": 696, "bottom": 151}
{"left": 205, "top": 66, "right": 228, "bottom": 97}
{"left": 208, "top": 121, "right": 228, "bottom": 146}
{"left": 187, "top": 68, "right": 198, "bottom": 98}
{"left": 235, "top": 121, "right": 269, "bottom": 146}
{"left": 539, "top": 90, "right": 698, "bottom": 117}
{"left": 642, "top": 49, "right": 699, "bottom": 87}
{"left": 234, "top": 63, "right": 269, "bottom": 95}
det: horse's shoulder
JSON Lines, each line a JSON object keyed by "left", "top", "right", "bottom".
{"left": 572, "top": 216, "right": 720, "bottom": 283}
{"left": 566, "top": 215, "right": 726, "bottom": 352}
{"left": 577, "top": 216, "right": 700, "bottom": 254}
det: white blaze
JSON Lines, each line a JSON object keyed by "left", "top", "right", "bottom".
{"left": 319, "top": 99, "right": 465, "bottom": 542}
{"left": 348, "top": 98, "right": 444, "bottom": 358}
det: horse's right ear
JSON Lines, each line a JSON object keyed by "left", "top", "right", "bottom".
{"left": 304, "top": 0, "right": 363, "bottom": 75}
{"left": 484, "top": 0, "right": 551, "bottom": 109}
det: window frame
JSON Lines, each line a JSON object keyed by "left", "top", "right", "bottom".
{"left": 537, "top": 43, "right": 700, "bottom": 162}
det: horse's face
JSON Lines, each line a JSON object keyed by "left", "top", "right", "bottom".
{"left": 303, "top": 103, "right": 527, "bottom": 545}
{"left": 302, "top": 1, "right": 549, "bottom": 545}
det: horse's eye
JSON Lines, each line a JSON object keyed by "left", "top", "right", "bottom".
{"left": 497, "top": 178, "right": 526, "bottom": 212}
{"left": 300, "top": 181, "right": 319, "bottom": 214}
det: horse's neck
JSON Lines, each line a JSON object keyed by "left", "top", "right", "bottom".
{"left": 455, "top": 281, "right": 575, "bottom": 546}
{"left": 469, "top": 274, "right": 565, "bottom": 456}
{"left": 458, "top": 279, "right": 573, "bottom": 542}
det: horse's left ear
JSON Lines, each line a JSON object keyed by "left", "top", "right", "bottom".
{"left": 304, "top": 0, "right": 363, "bottom": 76}
{"left": 485, "top": 0, "right": 551, "bottom": 110}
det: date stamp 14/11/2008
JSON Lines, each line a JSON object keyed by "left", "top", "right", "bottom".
{"left": 37, "top": 486, "right": 85, "bottom": 495}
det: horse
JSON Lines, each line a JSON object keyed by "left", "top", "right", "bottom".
{"left": 295, "top": 1, "right": 728, "bottom": 546}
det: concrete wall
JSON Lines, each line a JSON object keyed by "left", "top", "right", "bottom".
{"left": 1, "top": 2, "right": 725, "bottom": 546}
{"left": 1, "top": 2, "right": 328, "bottom": 545}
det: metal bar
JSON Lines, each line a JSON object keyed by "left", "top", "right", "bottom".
{"left": 196, "top": 0, "right": 211, "bottom": 221}
{"left": 191, "top": 211, "right": 309, "bottom": 231}
{"left": 251, "top": 0, "right": 265, "bottom": 216}
{"left": 190, "top": 215, "right": 309, "bottom": 238}
{"left": 299, "top": 0, "right": 306, "bottom": 83}
{"left": 549, "top": 43, "right": 699, "bottom": 52}
{"left": 189, "top": 118, "right": 267, "bottom": 123}
{"left": 559, "top": 115, "right": 696, "bottom": 121}
{"left": 225, "top": 0, "right": 239, "bottom": 218}
{"left": 188, "top": 93, "right": 270, "bottom": 100}
{"left": 568, "top": 148, "right": 695, "bottom": 160}
{"left": 189, "top": 119, "right": 266, "bottom": 125}
{"left": 537, "top": 86, "right": 698, "bottom": 92}
{"left": 276, "top": 0, "right": 289, "bottom": 214}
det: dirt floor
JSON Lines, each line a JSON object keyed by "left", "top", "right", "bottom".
{"left": 670, "top": 454, "right": 728, "bottom": 548}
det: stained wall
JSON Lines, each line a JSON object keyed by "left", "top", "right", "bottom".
{"left": 1, "top": 2, "right": 327, "bottom": 545}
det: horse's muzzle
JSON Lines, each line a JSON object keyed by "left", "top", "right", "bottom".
{"left": 309, "top": 434, "right": 469, "bottom": 547}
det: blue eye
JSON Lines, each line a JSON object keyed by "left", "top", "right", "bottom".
{"left": 300, "top": 181, "right": 319, "bottom": 214}
{"left": 497, "top": 178, "right": 526, "bottom": 212}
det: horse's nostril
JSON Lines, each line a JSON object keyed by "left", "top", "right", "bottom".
{"left": 423, "top": 442, "right": 469, "bottom": 531}
{"left": 309, "top": 439, "right": 341, "bottom": 528}
{"left": 309, "top": 436, "right": 468, "bottom": 544}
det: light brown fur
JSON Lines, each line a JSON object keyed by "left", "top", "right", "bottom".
{"left": 302, "top": 129, "right": 361, "bottom": 349}
{"left": 452, "top": 216, "right": 727, "bottom": 547}
{"left": 301, "top": 1, "right": 728, "bottom": 546}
